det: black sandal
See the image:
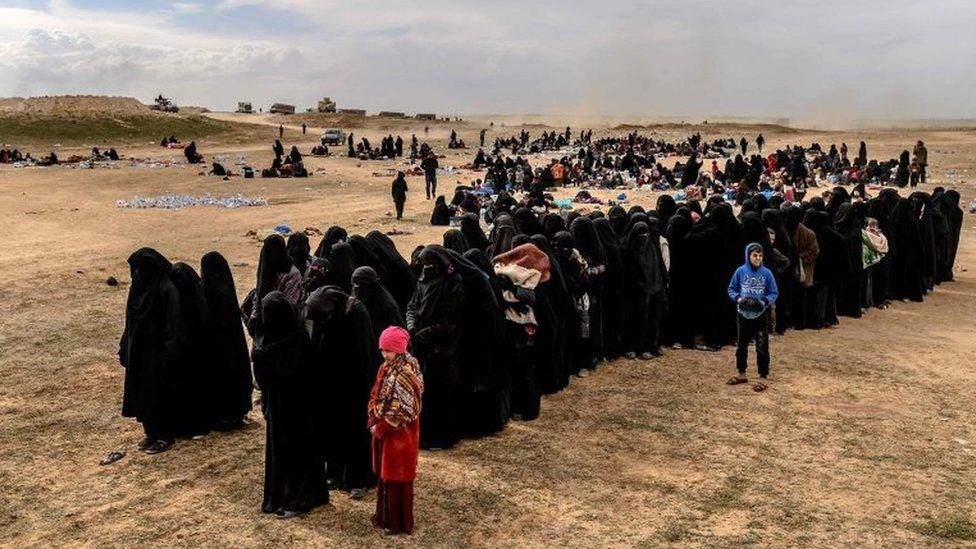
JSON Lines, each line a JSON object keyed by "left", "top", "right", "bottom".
{"left": 144, "top": 440, "right": 174, "bottom": 454}
{"left": 726, "top": 377, "right": 749, "bottom": 385}
{"left": 753, "top": 381, "right": 768, "bottom": 392}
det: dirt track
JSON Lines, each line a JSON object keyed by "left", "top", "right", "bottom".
{"left": 1, "top": 118, "right": 975, "bottom": 547}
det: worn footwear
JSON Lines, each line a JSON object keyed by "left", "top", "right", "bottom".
{"left": 275, "top": 508, "right": 301, "bottom": 519}
{"left": 639, "top": 352, "right": 655, "bottom": 360}
{"left": 350, "top": 488, "right": 366, "bottom": 500}
{"left": 137, "top": 437, "right": 154, "bottom": 452}
{"left": 144, "top": 439, "right": 174, "bottom": 454}
{"left": 624, "top": 352, "right": 637, "bottom": 360}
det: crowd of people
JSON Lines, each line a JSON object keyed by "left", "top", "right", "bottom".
{"left": 118, "top": 131, "right": 963, "bottom": 535}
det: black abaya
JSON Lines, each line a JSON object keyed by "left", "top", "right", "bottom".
{"left": 200, "top": 251, "right": 253, "bottom": 426}
{"left": 119, "top": 248, "right": 186, "bottom": 442}
{"left": 306, "top": 286, "right": 379, "bottom": 491}
{"left": 253, "top": 291, "right": 329, "bottom": 515}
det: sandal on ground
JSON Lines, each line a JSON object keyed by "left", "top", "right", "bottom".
{"left": 99, "top": 450, "right": 126, "bottom": 465}
{"left": 137, "top": 437, "right": 154, "bottom": 452}
{"left": 753, "top": 381, "right": 768, "bottom": 392}
{"left": 726, "top": 377, "right": 749, "bottom": 385}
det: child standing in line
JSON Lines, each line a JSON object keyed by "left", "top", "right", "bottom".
{"left": 368, "top": 326, "right": 424, "bottom": 535}
{"left": 726, "top": 243, "right": 779, "bottom": 392}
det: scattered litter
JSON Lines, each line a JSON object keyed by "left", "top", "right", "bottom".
{"left": 99, "top": 450, "right": 126, "bottom": 465}
{"left": 273, "top": 224, "right": 291, "bottom": 234}
{"left": 385, "top": 228, "right": 413, "bottom": 236}
{"left": 106, "top": 276, "right": 119, "bottom": 286}
{"left": 116, "top": 194, "right": 268, "bottom": 210}
{"left": 969, "top": 199, "right": 976, "bottom": 214}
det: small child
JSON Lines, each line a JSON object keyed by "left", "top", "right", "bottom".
{"left": 368, "top": 326, "right": 424, "bottom": 535}
{"left": 726, "top": 243, "right": 779, "bottom": 392}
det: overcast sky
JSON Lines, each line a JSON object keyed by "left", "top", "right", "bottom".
{"left": 1, "top": 0, "right": 974, "bottom": 120}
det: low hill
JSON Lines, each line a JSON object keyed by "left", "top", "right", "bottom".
{"left": 0, "top": 96, "right": 258, "bottom": 148}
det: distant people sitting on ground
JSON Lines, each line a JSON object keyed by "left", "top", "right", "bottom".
{"left": 184, "top": 141, "right": 203, "bottom": 164}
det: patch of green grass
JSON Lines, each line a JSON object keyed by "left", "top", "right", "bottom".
{"left": 913, "top": 516, "right": 976, "bottom": 541}
{"left": 0, "top": 113, "right": 243, "bottom": 147}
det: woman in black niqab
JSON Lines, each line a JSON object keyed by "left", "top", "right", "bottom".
{"left": 305, "top": 286, "right": 379, "bottom": 493}
{"left": 833, "top": 202, "right": 865, "bottom": 317}
{"left": 529, "top": 234, "right": 572, "bottom": 394}
{"left": 119, "top": 248, "right": 186, "bottom": 452}
{"left": 250, "top": 234, "right": 303, "bottom": 335}
{"left": 889, "top": 197, "right": 925, "bottom": 302}
{"left": 592, "top": 217, "right": 625, "bottom": 359}
{"left": 936, "top": 190, "right": 963, "bottom": 282}
{"left": 200, "top": 251, "right": 253, "bottom": 429}
{"left": 512, "top": 207, "right": 545, "bottom": 237}
{"left": 569, "top": 217, "right": 607, "bottom": 367}
{"left": 430, "top": 195, "right": 451, "bottom": 226}
{"left": 351, "top": 266, "right": 405, "bottom": 344}
{"left": 543, "top": 213, "right": 566, "bottom": 241}
{"left": 621, "top": 221, "right": 667, "bottom": 358}
{"left": 347, "top": 234, "right": 389, "bottom": 282}
{"left": 315, "top": 226, "right": 347, "bottom": 259}
{"left": 364, "top": 230, "right": 417, "bottom": 311}
{"left": 406, "top": 246, "right": 465, "bottom": 448}
{"left": 608, "top": 205, "right": 628, "bottom": 236}
{"left": 253, "top": 291, "right": 329, "bottom": 517}
{"left": 656, "top": 195, "right": 678, "bottom": 226}
{"left": 324, "top": 241, "right": 356, "bottom": 293}
{"left": 442, "top": 229, "right": 470, "bottom": 254}
{"left": 169, "top": 262, "right": 217, "bottom": 437}
{"left": 460, "top": 212, "right": 490, "bottom": 251}
{"left": 662, "top": 215, "right": 695, "bottom": 348}
{"left": 287, "top": 232, "right": 311, "bottom": 274}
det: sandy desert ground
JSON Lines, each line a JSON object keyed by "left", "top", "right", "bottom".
{"left": 1, "top": 113, "right": 976, "bottom": 547}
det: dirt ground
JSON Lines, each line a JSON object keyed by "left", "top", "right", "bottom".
{"left": 1, "top": 115, "right": 975, "bottom": 547}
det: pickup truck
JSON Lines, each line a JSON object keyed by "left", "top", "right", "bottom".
{"left": 320, "top": 128, "right": 345, "bottom": 145}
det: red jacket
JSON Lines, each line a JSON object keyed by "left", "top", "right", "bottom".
{"left": 372, "top": 417, "right": 420, "bottom": 482}
{"left": 369, "top": 361, "right": 421, "bottom": 482}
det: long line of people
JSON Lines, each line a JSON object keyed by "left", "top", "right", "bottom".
{"left": 118, "top": 179, "right": 962, "bottom": 528}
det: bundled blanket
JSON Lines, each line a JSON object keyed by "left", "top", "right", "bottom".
{"left": 492, "top": 243, "right": 551, "bottom": 327}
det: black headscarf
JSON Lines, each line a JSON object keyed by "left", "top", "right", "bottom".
{"left": 656, "top": 195, "right": 677, "bottom": 225}
{"left": 347, "top": 234, "right": 388, "bottom": 281}
{"left": 315, "top": 226, "right": 347, "bottom": 259}
{"left": 442, "top": 229, "right": 470, "bottom": 254}
{"left": 351, "top": 266, "right": 405, "bottom": 341}
{"left": 364, "top": 230, "right": 416, "bottom": 311}
{"left": 569, "top": 216, "right": 607, "bottom": 266}
{"left": 200, "top": 251, "right": 252, "bottom": 424}
{"left": 512, "top": 207, "right": 544, "bottom": 237}
{"left": 256, "top": 234, "right": 293, "bottom": 306}
{"left": 460, "top": 213, "right": 490, "bottom": 251}
{"left": 287, "top": 233, "right": 311, "bottom": 274}
{"left": 324, "top": 242, "right": 356, "bottom": 293}
{"left": 543, "top": 213, "right": 566, "bottom": 240}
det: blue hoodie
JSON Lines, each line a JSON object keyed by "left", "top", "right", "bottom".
{"left": 728, "top": 242, "right": 778, "bottom": 317}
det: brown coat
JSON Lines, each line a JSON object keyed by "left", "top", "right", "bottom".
{"left": 795, "top": 223, "right": 819, "bottom": 287}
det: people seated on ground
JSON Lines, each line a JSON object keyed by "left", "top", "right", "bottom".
{"left": 287, "top": 146, "right": 302, "bottom": 165}
{"left": 37, "top": 151, "right": 59, "bottom": 166}
{"left": 211, "top": 162, "right": 227, "bottom": 176}
{"left": 311, "top": 144, "right": 329, "bottom": 156}
{"left": 107, "top": 148, "right": 120, "bottom": 161}
{"left": 184, "top": 141, "right": 203, "bottom": 164}
{"left": 91, "top": 147, "right": 104, "bottom": 160}
{"left": 160, "top": 136, "right": 179, "bottom": 147}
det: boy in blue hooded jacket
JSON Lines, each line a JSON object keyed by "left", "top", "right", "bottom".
{"left": 727, "top": 242, "right": 778, "bottom": 391}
